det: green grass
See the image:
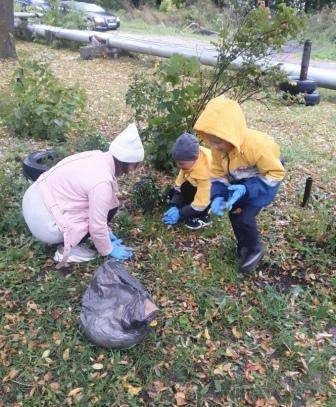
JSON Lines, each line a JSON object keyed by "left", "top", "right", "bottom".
{"left": 0, "top": 42, "right": 336, "bottom": 406}
{"left": 118, "top": 15, "right": 213, "bottom": 42}
{"left": 312, "top": 44, "right": 336, "bottom": 61}
{"left": 306, "top": 7, "right": 336, "bottom": 61}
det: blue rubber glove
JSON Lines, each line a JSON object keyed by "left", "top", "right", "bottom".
{"left": 162, "top": 206, "right": 180, "bottom": 225}
{"left": 225, "top": 185, "right": 247, "bottom": 211}
{"left": 163, "top": 207, "right": 178, "bottom": 217}
{"left": 210, "top": 196, "right": 225, "bottom": 216}
{"left": 109, "top": 230, "right": 123, "bottom": 246}
{"left": 109, "top": 245, "right": 133, "bottom": 260}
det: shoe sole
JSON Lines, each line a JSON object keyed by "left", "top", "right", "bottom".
{"left": 185, "top": 221, "right": 211, "bottom": 230}
{"left": 53, "top": 251, "right": 96, "bottom": 263}
{"left": 239, "top": 252, "right": 264, "bottom": 274}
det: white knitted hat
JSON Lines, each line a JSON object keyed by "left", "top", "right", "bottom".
{"left": 109, "top": 123, "right": 144, "bottom": 163}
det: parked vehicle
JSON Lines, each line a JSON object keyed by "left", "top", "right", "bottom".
{"left": 61, "top": 1, "right": 120, "bottom": 31}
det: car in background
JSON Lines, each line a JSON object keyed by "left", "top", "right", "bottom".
{"left": 15, "top": 0, "right": 50, "bottom": 12}
{"left": 61, "top": 1, "right": 120, "bottom": 31}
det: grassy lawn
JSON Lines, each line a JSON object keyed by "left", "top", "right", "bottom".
{"left": 0, "top": 42, "right": 335, "bottom": 406}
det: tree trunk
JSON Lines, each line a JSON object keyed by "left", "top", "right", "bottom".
{"left": 0, "top": 0, "right": 17, "bottom": 59}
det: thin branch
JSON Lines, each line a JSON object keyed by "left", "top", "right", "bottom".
{"left": 10, "top": 380, "right": 34, "bottom": 387}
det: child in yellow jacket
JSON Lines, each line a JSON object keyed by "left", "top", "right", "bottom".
{"left": 194, "top": 97, "right": 285, "bottom": 273}
{"left": 162, "top": 133, "right": 212, "bottom": 230}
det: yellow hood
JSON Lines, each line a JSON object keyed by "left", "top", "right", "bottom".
{"left": 193, "top": 97, "right": 247, "bottom": 151}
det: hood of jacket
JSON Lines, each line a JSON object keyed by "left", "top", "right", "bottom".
{"left": 193, "top": 97, "right": 247, "bottom": 152}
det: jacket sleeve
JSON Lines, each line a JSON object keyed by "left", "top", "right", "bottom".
{"left": 243, "top": 153, "right": 285, "bottom": 205}
{"left": 211, "top": 181, "right": 230, "bottom": 200}
{"left": 88, "top": 182, "right": 113, "bottom": 256}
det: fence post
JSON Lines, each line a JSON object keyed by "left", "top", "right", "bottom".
{"left": 299, "top": 40, "right": 312, "bottom": 81}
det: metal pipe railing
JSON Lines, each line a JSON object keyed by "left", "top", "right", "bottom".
{"left": 16, "top": 23, "right": 336, "bottom": 90}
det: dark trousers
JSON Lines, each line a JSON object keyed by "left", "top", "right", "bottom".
{"left": 171, "top": 181, "right": 209, "bottom": 219}
{"left": 80, "top": 207, "right": 118, "bottom": 244}
{"left": 228, "top": 205, "right": 262, "bottom": 254}
{"left": 180, "top": 181, "right": 197, "bottom": 206}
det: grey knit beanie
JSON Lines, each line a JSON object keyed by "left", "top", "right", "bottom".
{"left": 171, "top": 133, "right": 199, "bottom": 161}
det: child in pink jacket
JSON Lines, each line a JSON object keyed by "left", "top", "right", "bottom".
{"left": 22, "top": 124, "right": 144, "bottom": 267}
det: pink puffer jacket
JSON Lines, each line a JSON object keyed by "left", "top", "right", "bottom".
{"left": 35, "top": 150, "right": 119, "bottom": 266}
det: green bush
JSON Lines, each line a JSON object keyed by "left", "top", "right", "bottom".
{"left": 97, "top": 0, "right": 124, "bottom": 10}
{"left": 131, "top": 175, "right": 169, "bottom": 213}
{"left": 53, "top": 132, "right": 110, "bottom": 163}
{"left": 0, "top": 168, "right": 29, "bottom": 235}
{"left": 5, "top": 58, "right": 86, "bottom": 142}
{"left": 307, "top": 6, "right": 336, "bottom": 42}
{"left": 126, "top": 55, "right": 203, "bottom": 171}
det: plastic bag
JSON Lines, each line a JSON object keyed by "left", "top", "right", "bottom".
{"left": 80, "top": 259, "right": 159, "bottom": 349}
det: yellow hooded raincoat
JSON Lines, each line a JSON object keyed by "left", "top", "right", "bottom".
{"left": 174, "top": 146, "right": 212, "bottom": 211}
{"left": 194, "top": 97, "right": 285, "bottom": 207}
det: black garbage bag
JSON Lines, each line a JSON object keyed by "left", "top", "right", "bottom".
{"left": 80, "top": 259, "right": 159, "bottom": 349}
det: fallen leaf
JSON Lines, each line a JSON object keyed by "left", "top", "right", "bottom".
{"left": 42, "top": 350, "right": 50, "bottom": 359}
{"left": 329, "top": 377, "right": 336, "bottom": 389}
{"left": 3, "top": 369, "right": 18, "bottom": 382}
{"left": 245, "top": 369, "right": 255, "bottom": 382}
{"left": 43, "top": 372, "right": 53, "bottom": 382}
{"left": 285, "top": 371, "right": 300, "bottom": 378}
{"left": 63, "top": 349, "right": 70, "bottom": 361}
{"left": 232, "top": 326, "right": 242, "bottom": 339}
{"left": 49, "top": 382, "right": 60, "bottom": 391}
{"left": 153, "top": 381, "right": 167, "bottom": 392}
{"left": 271, "top": 358, "right": 280, "bottom": 371}
{"left": 29, "top": 386, "right": 36, "bottom": 398}
{"left": 315, "top": 332, "right": 333, "bottom": 340}
{"left": 299, "top": 357, "right": 308, "bottom": 373}
{"left": 255, "top": 396, "right": 278, "bottom": 406}
{"left": 204, "top": 328, "right": 211, "bottom": 340}
{"left": 92, "top": 363, "right": 104, "bottom": 370}
{"left": 175, "top": 391, "right": 186, "bottom": 406}
{"left": 68, "top": 387, "right": 83, "bottom": 397}
{"left": 244, "top": 392, "right": 254, "bottom": 405}
{"left": 97, "top": 354, "right": 105, "bottom": 362}
{"left": 127, "top": 384, "right": 142, "bottom": 396}
{"left": 226, "top": 347, "right": 239, "bottom": 360}
{"left": 52, "top": 332, "right": 61, "bottom": 346}
{"left": 214, "top": 365, "right": 224, "bottom": 375}
{"left": 247, "top": 363, "right": 265, "bottom": 374}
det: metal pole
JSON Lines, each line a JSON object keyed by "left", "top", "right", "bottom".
{"left": 299, "top": 40, "right": 312, "bottom": 81}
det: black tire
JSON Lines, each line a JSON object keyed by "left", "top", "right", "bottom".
{"left": 279, "top": 77, "right": 317, "bottom": 95}
{"left": 304, "top": 91, "right": 321, "bottom": 106}
{"left": 22, "top": 150, "right": 56, "bottom": 182}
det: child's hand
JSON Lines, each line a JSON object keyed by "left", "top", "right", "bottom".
{"left": 162, "top": 207, "right": 180, "bottom": 225}
{"left": 225, "top": 185, "right": 247, "bottom": 211}
{"left": 210, "top": 197, "right": 225, "bottom": 216}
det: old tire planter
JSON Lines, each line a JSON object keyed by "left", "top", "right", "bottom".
{"left": 22, "top": 150, "right": 56, "bottom": 182}
{"left": 279, "top": 77, "right": 317, "bottom": 95}
{"left": 304, "top": 91, "right": 321, "bottom": 106}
